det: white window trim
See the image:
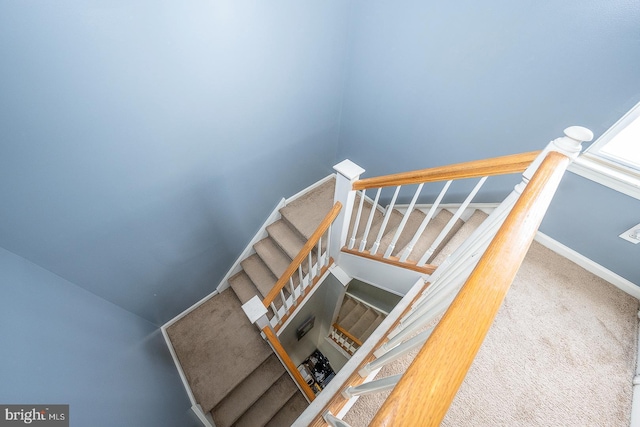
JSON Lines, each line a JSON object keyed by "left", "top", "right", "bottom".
{"left": 568, "top": 102, "right": 640, "bottom": 201}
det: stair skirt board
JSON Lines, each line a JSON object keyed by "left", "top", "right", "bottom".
{"left": 216, "top": 197, "right": 286, "bottom": 294}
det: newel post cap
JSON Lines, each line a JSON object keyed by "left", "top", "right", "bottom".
{"left": 550, "top": 125, "right": 593, "bottom": 156}
{"left": 334, "top": 159, "right": 365, "bottom": 181}
{"left": 564, "top": 126, "right": 594, "bottom": 143}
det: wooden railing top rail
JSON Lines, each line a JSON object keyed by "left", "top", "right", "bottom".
{"left": 369, "top": 151, "right": 571, "bottom": 427}
{"left": 353, "top": 151, "right": 541, "bottom": 191}
{"left": 263, "top": 201, "right": 342, "bottom": 307}
{"left": 263, "top": 326, "right": 316, "bottom": 402}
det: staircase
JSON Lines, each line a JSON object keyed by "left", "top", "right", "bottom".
{"left": 165, "top": 174, "right": 493, "bottom": 427}
{"left": 163, "top": 127, "right": 598, "bottom": 427}
{"left": 330, "top": 295, "right": 386, "bottom": 355}
{"left": 228, "top": 178, "right": 335, "bottom": 321}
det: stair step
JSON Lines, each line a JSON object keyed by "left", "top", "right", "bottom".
{"left": 233, "top": 373, "right": 298, "bottom": 427}
{"left": 165, "top": 289, "right": 273, "bottom": 412}
{"left": 431, "top": 210, "right": 489, "bottom": 265}
{"left": 349, "top": 307, "right": 378, "bottom": 340}
{"left": 377, "top": 209, "right": 427, "bottom": 257}
{"left": 267, "top": 219, "right": 307, "bottom": 260}
{"left": 280, "top": 178, "right": 336, "bottom": 241}
{"left": 229, "top": 271, "right": 259, "bottom": 305}
{"left": 254, "top": 237, "right": 300, "bottom": 288}
{"left": 339, "top": 301, "right": 367, "bottom": 331}
{"left": 337, "top": 296, "right": 357, "bottom": 323}
{"left": 360, "top": 313, "right": 385, "bottom": 342}
{"left": 402, "top": 209, "right": 462, "bottom": 263}
{"left": 264, "top": 392, "right": 308, "bottom": 427}
{"left": 241, "top": 254, "right": 279, "bottom": 299}
{"left": 212, "top": 354, "right": 286, "bottom": 427}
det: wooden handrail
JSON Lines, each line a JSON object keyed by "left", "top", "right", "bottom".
{"left": 263, "top": 326, "right": 316, "bottom": 402}
{"left": 369, "top": 151, "right": 571, "bottom": 427}
{"left": 353, "top": 151, "right": 540, "bottom": 190}
{"left": 332, "top": 323, "right": 363, "bottom": 347}
{"left": 263, "top": 201, "right": 343, "bottom": 307}
{"left": 341, "top": 248, "right": 437, "bottom": 275}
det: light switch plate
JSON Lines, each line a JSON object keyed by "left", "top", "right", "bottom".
{"left": 619, "top": 223, "right": 640, "bottom": 244}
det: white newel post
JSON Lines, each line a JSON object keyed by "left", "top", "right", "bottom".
{"left": 330, "top": 160, "right": 365, "bottom": 262}
{"left": 241, "top": 295, "right": 271, "bottom": 333}
{"left": 522, "top": 126, "right": 593, "bottom": 183}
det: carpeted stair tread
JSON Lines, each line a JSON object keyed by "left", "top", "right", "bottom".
{"left": 280, "top": 178, "right": 336, "bottom": 241}
{"left": 165, "top": 289, "right": 273, "bottom": 412}
{"left": 241, "top": 254, "right": 279, "bottom": 299}
{"left": 212, "top": 354, "right": 286, "bottom": 427}
{"left": 264, "top": 392, "right": 308, "bottom": 427}
{"left": 339, "top": 301, "right": 367, "bottom": 331}
{"left": 361, "top": 313, "right": 385, "bottom": 342}
{"left": 376, "top": 209, "right": 427, "bottom": 257}
{"left": 431, "top": 210, "right": 489, "bottom": 266}
{"left": 267, "top": 219, "right": 307, "bottom": 260}
{"left": 233, "top": 373, "right": 299, "bottom": 427}
{"left": 229, "top": 271, "right": 259, "bottom": 305}
{"left": 402, "top": 209, "right": 460, "bottom": 263}
{"left": 349, "top": 307, "right": 379, "bottom": 340}
{"left": 254, "top": 237, "right": 299, "bottom": 287}
{"left": 337, "top": 296, "right": 357, "bottom": 323}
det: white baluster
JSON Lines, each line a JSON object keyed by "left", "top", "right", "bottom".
{"left": 289, "top": 278, "right": 297, "bottom": 306}
{"left": 370, "top": 186, "right": 401, "bottom": 255}
{"left": 349, "top": 191, "right": 366, "bottom": 249}
{"left": 399, "top": 181, "right": 452, "bottom": 262}
{"left": 280, "top": 289, "right": 289, "bottom": 313}
{"left": 326, "top": 226, "right": 332, "bottom": 267}
{"left": 384, "top": 183, "right": 424, "bottom": 258}
{"left": 298, "top": 265, "right": 304, "bottom": 294}
{"left": 360, "top": 326, "right": 435, "bottom": 377}
{"left": 323, "top": 411, "right": 352, "bottom": 427}
{"left": 342, "top": 374, "right": 402, "bottom": 398}
{"left": 270, "top": 302, "right": 281, "bottom": 324}
{"left": 417, "top": 176, "right": 487, "bottom": 266}
{"left": 359, "top": 188, "right": 381, "bottom": 252}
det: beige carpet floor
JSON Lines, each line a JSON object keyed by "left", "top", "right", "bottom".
{"left": 343, "top": 241, "right": 639, "bottom": 426}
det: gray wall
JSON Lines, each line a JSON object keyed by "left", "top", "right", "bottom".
{"left": 0, "top": 0, "right": 350, "bottom": 325}
{"left": 0, "top": 247, "right": 199, "bottom": 427}
{"left": 336, "top": 0, "right": 640, "bottom": 285}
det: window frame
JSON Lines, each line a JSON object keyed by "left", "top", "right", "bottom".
{"left": 568, "top": 102, "right": 640, "bottom": 201}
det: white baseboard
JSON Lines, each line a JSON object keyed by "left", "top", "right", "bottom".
{"left": 535, "top": 232, "right": 640, "bottom": 300}
{"left": 216, "top": 198, "right": 286, "bottom": 293}
{"left": 286, "top": 174, "right": 335, "bottom": 204}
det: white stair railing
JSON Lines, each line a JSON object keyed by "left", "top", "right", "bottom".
{"left": 262, "top": 202, "right": 342, "bottom": 330}
{"left": 296, "top": 126, "right": 593, "bottom": 427}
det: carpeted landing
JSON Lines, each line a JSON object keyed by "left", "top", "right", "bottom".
{"left": 165, "top": 289, "right": 307, "bottom": 427}
{"left": 342, "top": 241, "right": 639, "bottom": 427}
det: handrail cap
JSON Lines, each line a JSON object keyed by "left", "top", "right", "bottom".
{"left": 564, "top": 126, "right": 593, "bottom": 143}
